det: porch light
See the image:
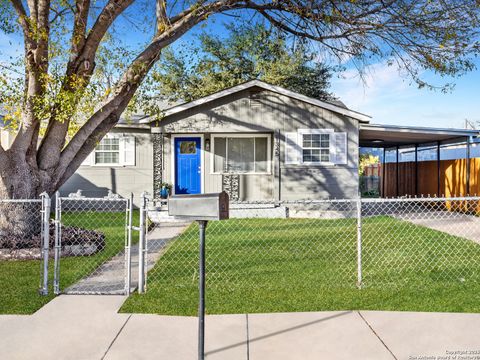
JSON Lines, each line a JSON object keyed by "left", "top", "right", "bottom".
{"left": 371, "top": 139, "right": 384, "bottom": 143}
{"left": 205, "top": 139, "right": 210, "bottom": 151}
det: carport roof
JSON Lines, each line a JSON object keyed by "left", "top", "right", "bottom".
{"left": 360, "top": 124, "right": 480, "bottom": 148}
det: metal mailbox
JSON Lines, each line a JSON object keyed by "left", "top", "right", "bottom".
{"left": 167, "top": 191, "right": 229, "bottom": 360}
{"left": 168, "top": 192, "right": 229, "bottom": 220}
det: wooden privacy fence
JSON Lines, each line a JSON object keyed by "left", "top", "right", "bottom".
{"left": 378, "top": 158, "right": 480, "bottom": 198}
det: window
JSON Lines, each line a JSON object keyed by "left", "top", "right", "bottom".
{"left": 212, "top": 135, "right": 270, "bottom": 174}
{"left": 82, "top": 135, "right": 136, "bottom": 166}
{"left": 95, "top": 138, "right": 120, "bottom": 164}
{"left": 284, "top": 129, "right": 347, "bottom": 165}
{"left": 302, "top": 133, "right": 330, "bottom": 163}
{"left": 179, "top": 141, "right": 197, "bottom": 154}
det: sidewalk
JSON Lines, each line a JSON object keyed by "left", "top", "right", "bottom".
{"left": 1, "top": 295, "right": 480, "bottom": 360}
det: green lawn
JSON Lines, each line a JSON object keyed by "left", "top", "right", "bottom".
{"left": 0, "top": 210, "right": 138, "bottom": 314}
{"left": 121, "top": 216, "right": 480, "bottom": 315}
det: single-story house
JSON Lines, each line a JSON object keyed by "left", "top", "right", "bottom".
{"left": 60, "top": 80, "right": 480, "bottom": 204}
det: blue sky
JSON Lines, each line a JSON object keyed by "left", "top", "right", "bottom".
{"left": 329, "top": 59, "right": 480, "bottom": 129}
{"left": 1, "top": 9, "right": 479, "bottom": 130}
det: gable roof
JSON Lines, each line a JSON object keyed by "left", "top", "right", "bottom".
{"left": 140, "top": 80, "right": 371, "bottom": 124}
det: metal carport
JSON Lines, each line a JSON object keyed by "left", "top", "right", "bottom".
{"left": 359, "top": 124, "right": 480, "bottom": 197}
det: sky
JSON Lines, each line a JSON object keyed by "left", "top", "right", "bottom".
{"left": 1, "top": 7, "right": 479, "bottom": 130}
{"left": 329, "top": 59, "right": 480, "bottom": 129}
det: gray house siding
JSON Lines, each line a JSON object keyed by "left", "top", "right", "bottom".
{"left": 156, "top": 87, "right": 359, "bottom": 200}
{"left": 60, "top": 127, "right": 153, "bottom": 206}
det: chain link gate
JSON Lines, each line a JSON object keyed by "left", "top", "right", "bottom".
{"left": 53, "top": 193, "right": 133, "bottom": 295}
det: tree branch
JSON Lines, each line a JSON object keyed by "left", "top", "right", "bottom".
{"left": 82, "top": 0, "right": 135, "bottom": 61}
{"left": 55, "top": 0, "right": 240, "bottom": 182}
{"left": 156, "top": 0, "right": 169, "bottom": 34}
{"left": 9, "top": 0, "right": 30, "bottom": 37}
{"left": 70, "top": 0, "right": 91, "bottom": 60}
{"left": 37, "top": 0, "right": 133, "bottom": 171}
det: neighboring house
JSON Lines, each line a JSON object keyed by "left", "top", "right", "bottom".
{"left": 60, "top": 80, "right": 478, "bottom": 204}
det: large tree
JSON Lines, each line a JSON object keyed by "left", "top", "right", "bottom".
{"left": 155, "top": 22, "right": 335, "bottom": 102}
{"left": 0, "top": 0, "right": 479, "bottom": 201}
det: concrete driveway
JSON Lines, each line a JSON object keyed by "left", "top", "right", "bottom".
{"left": 1, "top": 295, "right": 479, "bottom": 360}
{"left": 395, "top": 211, "right": 480, "bottom": 245}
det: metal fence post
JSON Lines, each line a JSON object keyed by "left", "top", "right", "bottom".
{"left": 125, "top": 193, "right": 134, "bottom": 295}
{"left": 39, "top": 192, "right": 51, "bottom": 296}
{"left": 356, "top": 196, "right": 363, "bottom": 288}
{"left": 53, "top": 192, "right": 62, "bottom": 294}
{"left": 197, "top": 220, "right": 208, "bottom": 360}
{"left": 138, "top": 192, "right": 147, "bottom": 293}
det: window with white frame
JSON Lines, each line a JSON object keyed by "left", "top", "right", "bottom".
{"left": 82, "top": 135, "right": 136, "bottom": 166}
{"left": 302, "top": 133, "right": 330, "bottom": 163}
{"left": 212, "top": 135, "right": 270, "bottom": 174}
{"left": 95, "top": 138, "right": 120, "bottom": 164}
{"left": 285, "top": 129, "right": 347, "bottom": 165}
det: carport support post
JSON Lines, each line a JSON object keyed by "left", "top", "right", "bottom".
{"left": 396, "top": 146, "right": 399, "bottom": 197}
{"left": 414, "top": 145, "right": 418, "bottom": 196}
{"left": 138, "top": 193, "right": 147, "bottom": 294}
{"left": 40, "top": 193, "right": 50, "bottom": 296}
{"left": 198, "top": 220, "right": 208, "bottom": 360}
{"left": 437, "top": 141, "right": 441, "bottom": 196}
{"left": 466, "top": 136, "right": 471, "bottom": 195}
{"left": 382, "top": 148, "right": 386, "bottom": 197}
{"left": 356, "top": 197, "right": 362, "bottom": 288}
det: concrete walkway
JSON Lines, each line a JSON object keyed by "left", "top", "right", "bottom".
{"left": 64, "top": 222, "right": 189, "bottom": 294}
{"left": 396, "top": 212, "right": 480, "bottom": 244}
{"left": 1, "top": 295, "right": 480, "bottom": 360}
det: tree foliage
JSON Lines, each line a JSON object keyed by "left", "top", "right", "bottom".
{"left": 359, "top": 153, "right": 380, "bottom": 176}
{"left": 0, "top": 0, "right": 479, "bottom": 198}
{"left": 154, "top": 23, "right": 335, "bottom": 102}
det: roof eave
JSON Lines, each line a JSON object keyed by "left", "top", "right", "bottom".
{"left": 360, "top": 124, "right": 480, "bottom": 138}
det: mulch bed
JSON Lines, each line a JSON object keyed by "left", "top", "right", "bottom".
{"left": 0, "top": 222, "right": 105, "bottom": 260}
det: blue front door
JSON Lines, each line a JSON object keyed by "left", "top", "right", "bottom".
{"left": 174, "top": 137, "right": 201, "bottom": 194}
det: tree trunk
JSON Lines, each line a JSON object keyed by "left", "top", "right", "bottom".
{"left": 0, "top": 154, "right": 45, "bottom": 249}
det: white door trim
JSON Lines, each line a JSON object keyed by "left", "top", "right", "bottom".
{"left": 171, "top": 134, "right": 205, "bottom": 195}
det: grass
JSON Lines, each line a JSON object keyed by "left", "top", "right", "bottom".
{"left": 121, "top": 216, "right": 480, "bottom": 315}
{"left": 0, "top": 210, "right": 138, "bottom": 314}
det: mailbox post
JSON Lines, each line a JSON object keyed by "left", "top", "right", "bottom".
{"left": 168, "top": 192, "right": 229, "bottom": 360}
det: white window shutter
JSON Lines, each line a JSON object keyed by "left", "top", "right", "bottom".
{"left": 330, "top": 132, "right": 347, "bottom": 165}
{"left": 285, "top": 132, "right": 301, "bottom": 164}
{"left": 121, "top": 136, "right": 136, "bottom": 166}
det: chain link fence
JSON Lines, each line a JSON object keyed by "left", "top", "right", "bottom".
{"left": 2, "top": 192, "right": 480, "bottom": 305}
{"left": 53, "top": 195, "right": 131, "bottom": 295}
{"left": 361, "top": 196, "right": 480, "bottom": 288}
{"left": 139, "top": 196, "right": 480, "bottom": 295}
{"left": 141, "top": 199, "right": 358, "bottom": 294}
{"left": 0, "top": 195, "right": 50, "bottom": 296}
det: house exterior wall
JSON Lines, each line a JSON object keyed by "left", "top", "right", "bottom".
{"left": 60, "top": 127, "right": 153, "bottom": 206}
{"left": 156, "top": 87, "right": 359, "bottom": 200}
